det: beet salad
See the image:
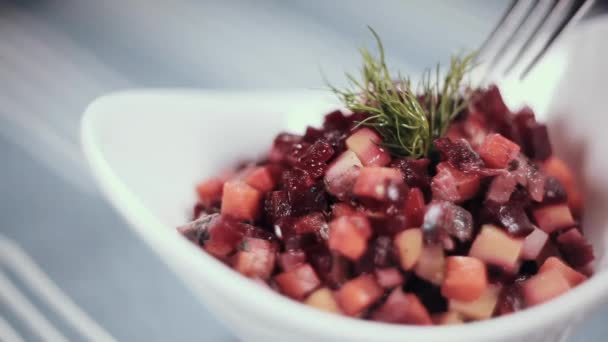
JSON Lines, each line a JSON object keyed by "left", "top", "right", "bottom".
{"left": 178, "top": 31, "right": 594, "bottom": 325}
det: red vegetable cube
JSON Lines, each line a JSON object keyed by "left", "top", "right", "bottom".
{"left": 278, "top": 250, "right": 307, "bottom": 272}
{"left": 431, "top": 162, "right": 480, "bottom": 203}
{"left": 221, "top": 181, "right": 263, "bottom": 221}
{"left": 469, "top": 225, "right": 523, "bottom": 272}
{"left": 203, "top": 216, "right": 244, "bottom": 258}
{"left": 233, "top": 237, "right": 277, "bottom": 279}
{"left": 478, "top": 133, "right": 520, "bottom": 169}
{"left": 304, "top": 287, "right": 342, "bottom": 314}
{"left": 533, "top": 204, "right": 575, "bottom": 234}
{"left": 328, "top": 215, "right": 372, "bottom": 260}
{"left": 543, "top": 157, "right": 584, "bottom": 214}
{"left": 414, "top": 244, "right": 445, "bottom": 285}
{"left": 375, "top": 268, "right": 405, "bottom": 289}
{"left": 404, "top": 188, "right": 426, "bottom": 227}
{"left": 345, "top": 128, "right": 391, "bottom": 166}
{"left": 522, "top": 268, "right": 571, "bottom": 306}
{"left": 331, "top": 203, "right": 358, "bottom": 218}
{"left": 520, "top": 227, "right": 549, "bottom": 260}
{"left": 449, "top": 285, "right": 501, "bottom": 320}
{"left": 324, "top": 151, "right": 363, "bottom": 200}
{"left": 394, "top": 228, "right": 423, "bottom": 271}
{"left": 245, "top": 165, "right": 279, "bottom": 192}
{"left": 371, "top": 289, "right": 432, "bottom": 325}
{"left": 196, "top": 178, "right": 224, "bottom": 207}
{"left": 441, "top": 256, "right": 488, "bottom": 302}
{"left": 335, "top": 274, "right": 384, "bottom": 316}
{"left": 486, "top": 173, "right": 517, "bottom": 204}
{"left": 274, "top": 263, "right": 321, "bottom": 300}
{"left": 353, "top": 166, "right": 404, "bottom": 201}
{"left": 539, "top": 257, "right": 587, "bottom": 287}
{"left": 293, "top": 212, "right": 327, "bottom": 235}
{"left": 556, "top": 228, "right": 595, "bottom": 268}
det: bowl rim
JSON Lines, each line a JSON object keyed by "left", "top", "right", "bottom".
{"left": 81, "top": 87, "right": 608, "bottom": 341}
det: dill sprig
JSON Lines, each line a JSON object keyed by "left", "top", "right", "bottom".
{"left": 329, "top": 27, "right": 475, "bottom": 158}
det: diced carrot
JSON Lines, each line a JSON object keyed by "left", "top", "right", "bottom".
{"left": 345, "top": 128, "right": 391, "bottom": 166}
{"left": 478, "top": 133, "right": 520, "bottom": 169}
{"left": 539, "top": 257, "right": 587, "bottom": 287}
{"left": 394, "top": 228, "right": 423, "bottom": 271}
{"left": 245, "top": 165, "right": 279, "bottom": 192}
{"left": 533, "top": 204, "right": 575, "bottom": 233}
{"left": 274, "top": 263, "right": 321, "bottom": 300}
{"left": 328, "top": 215, "right": 372, "bottom": 260}
{"left": 221, "top": 181, "right": 263, "bottom": 221}
{"left": 441, "top": 256, "right": 488, "bottom": 302}
{"left": 335, "top": 274, "right": 384, "bottom": 316}
{"left": 522, "top": 268, "right": 571, "bottom": 306}
{"left": 196, "top": 178, "right": 224, "bottom": 207}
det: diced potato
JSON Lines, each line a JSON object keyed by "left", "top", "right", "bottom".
{"left": 441, "top": 256, "right": 488, "bottom": 302}
{"left": 414, "top": 244, "right": 445, "bottom": 285}
{"left": 371, "top": 289, "right": 432, "bottom": 325}
{"left": 522, "top": 268, "right": 571, "bottom": 306}
{"left": 450, "top": 285, "right": 501, "bottom": 320}
{"left": 305, "top": 288, "right": 342, "bottom": 314}
{"left": 520, "top": 227, "right": 549, "bottom": 260}
{"left": 394, "top": 228, "right": 423, "bottom": 271}
{"left": 469, "top": 225, "right": 523, "bottom": 272}
{"left": 345, "top": 128, "right": 391, "bottom": 166}
{"left": 328, "top": 215, "right": 372, "bottom": 260}
{"left": 221, "top": 181, "right": 263, "bottom": 221}
{"left": 274, "top": 263, "right": 321, "bottom": 300}
{"left": 353, "top": 167, "right": 404, "bottom": 200}
{"left": 533, "top": 204, "right": 575, "bottom": 234}
{"left": 539, "top": 257, "right": 587, "bottom": 287}
{"left": 478, "top": 133, "right": 520, "bottom": 169}
{"left": 335, "top": 275, "right": 384, "bottom": 316}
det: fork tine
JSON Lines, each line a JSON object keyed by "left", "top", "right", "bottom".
{"left": 513, "top": 0, "right": 596, "bottom": 79}
{"left": 475, "top": 0, "right": 519, "bottom": 59}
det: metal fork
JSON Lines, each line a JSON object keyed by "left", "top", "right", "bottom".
{"left": 475, "top": 0, "right": 596, "bottom": 84}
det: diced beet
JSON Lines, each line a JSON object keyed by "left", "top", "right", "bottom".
{"left": 469, "top": 225, "right": 523, "bottom": 272}
{"left": 520, "top": 227, "right": 549, "bottom": 260}
{"left": 434, "top": 137, "right": 484, "bottom": 172}
{"left": 543, "top": 157, "right": 584, "bottom": 214}
{"left": 483, "top": 199, "right": 535, "bottom": 237}
{"left": 371, "top": 235, "right": 395, "bottom": 268}
{"left": 404, "top": 275, "right": 447, "bottom": 314}
{"left": 556, "top": 228, "right": 595, "bottom": 268}
{"left": 293, "top": 212, "right": 328, "bottom": 237}
{"left": 264, "top": 190, "right": 291, "bottom": 224}
{"left": 390, "top": 158, "right": 431, "bottom": 190}
{"left": 331, "top": 203, "right": 358, "bottom": 218}
{"left": 449, "top": 285, "right": 501, "bottom": 321}
{"left": 274, "top": 263, "right": 321, "bottom": 300}
{"left": 221, "top": 181, "right": 263, "bottom": 221}
{"left": 233, "top": 237, "right": 277, "bottom": 279}
{"left": 496, "top": 285, "right": 524, "bottom": 316}
{"left": 345, "top": 128, "right": 391, "bottom": 166}
{"left": 322, "top": 110, "right": 351, "bottom": 131}
{"left": 353, "top": 167, "right": 405, "bottom": 201}
{"left": 533, "top": 204, "right": 575, "bottom": 233}
{"left": 539, "top": 257, "right": 587, "bottom": 287}
{"left": 324, "top": 150, "right": 362, "bottom": 200}
{"left": 486, "top": 173, "right": 517, "bottom": 204}
{"left": 292, "top": 140, "right": 335, "bottom": 179}
{"left": 422, "top": 201, "right": 474, "bottom": 244}
{"left": 394, "top": 228, "right": 423, "bottom": 270}
{"left": 283, "top": 169, "right": 327, "bottom": 215}
{"left": 432, "top": 311, "right": 464, "bottom": 325}
{"left": 404, "top": 188, "right": 425, "bottom": 227}
{"left": 528, "top": 124, "right": 552, "bottom": 160}
{"left": 196, "top": 178, "right": 224, "bottom": 207}
{"left": 371, "top": 289, "right": 432, "bottom": 325}
{"left": 470, "top": 85, "right": 509, "bottom": 122}
{"left": 269, "top": 133, "right": 302, "bottom": 163}
{"left": 278, "top": 250, "right": 307, "bottom": 272}
{"left": 201, "top": 215, "right": 246, "bottom": 258}
{"left": 478, "top": 134, "right": 520, "bottom": 169}
{"left": 328, "top": 215, "right": 372, "bottom": 260}
{"left": 245, "top": 165, "right": 280, "bottom": 192}
{"left": 375, "top": 268, "right": 405, "bottom": 289}
{"left": 431, "top": 162, "right": 480, "bottom": 203}
{"left": 192, "top": 202, "right": 206, "bottom": 219}
{"left": 335, "top": 274, "right": 384, "bottom": 316}
{"left": 522, "top": 268, "right": 571, "bottom": 306}
{"left": 441, "top": 256, "right": 488, "bottom": 302}
{"left": 307, "top": 247, "right": 349, "bottom": 288}
{"left": 414, "top": 245, "right": 445, "bottom": 286}
{"left": 304, "top": 287, "right": 342, "bottom": 314}
{"left": 543, "top": 176, "right": 568, "bottom": 204}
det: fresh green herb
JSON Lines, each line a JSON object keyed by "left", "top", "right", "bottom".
{"left": 329, "top": 27, "right": 475, "bottom": 158}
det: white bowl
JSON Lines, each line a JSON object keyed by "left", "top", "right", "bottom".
{"left": 82, "top": 18, "right": 608, "bottom": 342}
